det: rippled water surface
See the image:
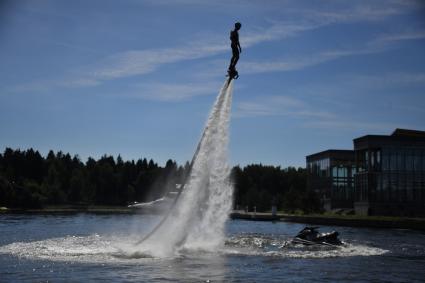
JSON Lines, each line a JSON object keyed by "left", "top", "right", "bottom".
{"left": 1, "top": 213, "right": 424, "bottom": 282}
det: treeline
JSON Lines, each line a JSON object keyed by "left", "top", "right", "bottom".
{"left": 0, "top": 148, "right": 320, "bottom": 212}
{"left": 0, "top": 148, "right": 188, "bottom": 208}
{"left": 231, "top": 165, "right": 321, "bottom": 213}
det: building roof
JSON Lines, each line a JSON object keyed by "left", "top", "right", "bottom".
{"left": 391, "top": 128, "right": 425, "bottom": 138}
{"left": 306, "top": 149, "right": 354, "bottom": 162}
{"left": 354, "top": 128, "right": 425, "bottom": 150}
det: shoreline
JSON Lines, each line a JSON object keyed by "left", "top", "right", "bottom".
{"left": 0, "top": 205, "right": 135, "bottom": 214}
{"left": 230, "top": 211, "right": 425, "bottom": 231}
{"left": 2, "top": 206, "right": 425, "bottom": 231}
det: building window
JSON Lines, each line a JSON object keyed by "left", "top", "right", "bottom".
{"left": 365, "top": 151, "right": 369, "bottom": 170}
{"left": 406, "top": 150, "right": 413, "bottom": 171}
{"left": 391, "top": 151, "right": 397, "bottom": 171}
{"left": 382, "top": 148, "right": 390, "bottom": 171}
{"left": 413, "top": 151, "right": 421, "bottom": 171}
{"left": 397, "top": 149, "right": 405, "bottom": 171}
{"left": 332, "top": 166, "right": 337, "bottom": 178}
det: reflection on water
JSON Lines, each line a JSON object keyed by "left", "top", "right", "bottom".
{"left": 0, "top": 214, "right": 424, "bottom": 282}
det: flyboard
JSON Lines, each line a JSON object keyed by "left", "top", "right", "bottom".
{"left": 227, "top": 67, "right": 239, "bottom": 84}
{"left": 135, "top": 71, "right": 237, "bottom": 246}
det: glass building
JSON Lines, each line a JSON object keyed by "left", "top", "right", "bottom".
{"left": 353, "top": 129, "right": 425, "bottom": 216}
{"left": 306, "top": 150, "right": 356, "bottom": 211}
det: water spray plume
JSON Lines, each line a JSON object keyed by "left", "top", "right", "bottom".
{"left": 135, "top": 79, "right": 235, "bottom": 256}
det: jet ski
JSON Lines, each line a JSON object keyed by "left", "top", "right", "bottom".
{"left": 292, "top": 227, "right": 342, "bottom": 246}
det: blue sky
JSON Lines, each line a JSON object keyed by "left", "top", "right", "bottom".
{"left": 1, "top": 0, "right": 425, "bottom": 167}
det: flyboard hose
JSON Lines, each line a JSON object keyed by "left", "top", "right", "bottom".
{"left": 135, "top": 80, "right": 232, "bottom": 246}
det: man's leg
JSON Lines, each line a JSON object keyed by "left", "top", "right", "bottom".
{"left": 229, "top": 57, "right": 236, "bottom": 70}
{"left": 228, "top": 57, "right": 234, "bottom": 70}
{"left": 233, "top": 53, "right": 239, "bottom": 68}
{"left": 229, "top": 47, "right": 239, "bottom": 70}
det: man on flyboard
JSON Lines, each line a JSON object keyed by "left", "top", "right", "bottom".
{"left": 228, "top": 22, "right": 241, "bottom": 80}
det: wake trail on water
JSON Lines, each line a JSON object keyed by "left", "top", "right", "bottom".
{"left": 129, "top": 79, "right": 235, "bottom": 257}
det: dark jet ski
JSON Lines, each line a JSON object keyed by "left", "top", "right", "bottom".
{"left": 292, "top": 227, "right": 342, "bottom": 246}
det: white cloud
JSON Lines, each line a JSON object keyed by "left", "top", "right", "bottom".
{"left": 235, "top": 94, "right": 422, "bottom": 133}
{"left": 8, "top": 77, "right": 101, "bottom": 93}
{"left": 241, "top": 1, "right": 415, "bottom": 48}
{"left": 89, "top": 43, "right": 227, "bottom": 81}
{"left": 234, "top": 95, "right": 335, "bottom": 119}
{"left": 125, "top": 81, "right": 220, "bottom": 102}
{"left": 352, "top": 72, "right": 425, "bottom": 86}
{"left": 376, "top": 31, "right": 425, "bottom": 43}
{"left": 241, "top": 54, "right": 330, "bottom": 74}
{"left": 302, "top": 120, "right": 420, "bottom": 132}
{"left": 241, "top": 46, "right": 382, "bottom": 75}
{"left": 241, "top": 26, "right": 425, "bottom": 75}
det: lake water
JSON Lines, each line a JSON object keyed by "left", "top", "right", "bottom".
{"left": 0, "top": 213, "right": 424, "bottom": 282}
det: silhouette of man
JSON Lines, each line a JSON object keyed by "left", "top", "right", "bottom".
{"left": 229, "top": 22, "right": 242, "bottom": 72}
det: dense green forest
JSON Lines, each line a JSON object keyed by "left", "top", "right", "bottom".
{"left": 232, "top": 165, "right": 321, "bottom": 213}
{"left": 0, "top": 148, "right": 320, "bottom": 212}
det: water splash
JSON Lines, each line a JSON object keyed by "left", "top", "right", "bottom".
{"left": 0, "top": 233, "right": 389, "bottom": 263}
{"left": 133, "top": 80, "right": 235, "bottom": 257}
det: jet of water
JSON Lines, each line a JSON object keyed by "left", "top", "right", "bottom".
{"left": 137, "top": 79, "right": 234, "bottom": 257}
